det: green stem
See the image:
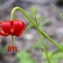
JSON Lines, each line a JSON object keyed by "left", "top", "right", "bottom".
{"left": 43, "top": 47, "right": 50, "bottom": 63}
{"left": 10, "top": 7, "right": 63, "bottom": 52}
{"left": 35, "top": 14, "right": 50, "bottom": 63}
{"left": 10, "top": 7, "right": 36, "bottom": 26}
{"left": 38, "top": 31, "right": 50, "bottom": 63}
{"left": 39, "top": 28, "right": 63, "bottom": 52}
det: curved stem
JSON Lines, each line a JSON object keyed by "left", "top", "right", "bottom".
{"left": 10, "top": 7, "right": 36, "bottom": 26}
{"left": 10, "top": 7, "right": 63, "bottom": 52}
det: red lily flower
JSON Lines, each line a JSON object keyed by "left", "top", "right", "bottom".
{"left": 1, "top": 20, "right": 26, "bottom": 36}
{"left": 0, "top": 20, "right": 26, "bottom": 52}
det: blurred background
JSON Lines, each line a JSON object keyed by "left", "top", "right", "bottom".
{"left": 0, "top": 0, "right": 63, "bottom": 63}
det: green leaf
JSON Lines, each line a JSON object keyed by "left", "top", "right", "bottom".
{"left": 42, "top": 50, "right": 63, "bottom": 63}
{"left": 51, "top": 51, "right": 63, "bottom": 59}
{"left": 31, "top": 7, "right": 36, "bottom": 18}
{"left": 18, "top": 59, "right": 36, "bottom": 63}
{"left": 49, "top": 49, "right": 61, "bottom": 59}
{"left": 39, "top": 20, "right": 50, "bottom": 28}
{"left": 29, "top": 43, "right": 41, "bottom": 50}
{"left": 42, "top": 58, "right": 59, "bottom": 63}
{"left": 37, "top": 16, "right": 50, "bottom": 21}
{"left": 16, "top": 50, "right": 36, "bottom": 63}
{"left": 39, "top": 34, "right": 48, "bottom": 49}
{"left": 28, "top": 6, "right": 36, "bottom": 19}
{"left": 37, "top": 16, "right": 50, "bottom": 27}
{"left": 25, "top": 23, "right": 33, "bottom": 33}
{"left": 42, "top": 60, "right": 59, "bottom": 63}
{"left": 52, "top": 4, "right": 63, "bottom": 19}
{"left": 16, "top": 50, "right": 31, "bottom": 59}
{"left": 42, "top": 52, "right": 52, "bottom": 59}
{"left": 37, "top": 16, "right": 46, "bottom": 21}
{"left": 60, "top": 13, "right": 63, "bottom": 19}
{"left": 59, "top": 42, "right": 63, "bottom": 47}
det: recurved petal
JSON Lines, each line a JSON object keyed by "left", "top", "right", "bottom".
{"left": 2, "top": 21, "right": 11, "bottom": 33}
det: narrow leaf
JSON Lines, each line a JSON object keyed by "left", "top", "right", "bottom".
{"left": 29, "top": 44, "right": 41, "bottom": 50}
{"left": 39, "top": 34, "right": 48, "bottom": 49}
{"left": 50, "top": 49, "right": 62, "bottom": 59}
{"left": 39, "top": 20, "right": 50, "bottom": 28}
{"left": 52, "top": 4, "right": 63, "bottom": 19}
{"left": 25, "top": 23, "right": 33, "bottom": 33}
{"left": 37, "top": 16, "right": 46, "bottom": 21}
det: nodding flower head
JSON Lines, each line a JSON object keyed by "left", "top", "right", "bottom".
{"left": 0, "top": 20, "right": 26, "bottom": 52}
{"left": 0, "top": 20, "right": 26, "bottom": 36}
